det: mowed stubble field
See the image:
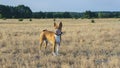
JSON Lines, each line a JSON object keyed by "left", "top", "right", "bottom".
{"left": 0, "top": 18, "right": 120, "bottom": 68}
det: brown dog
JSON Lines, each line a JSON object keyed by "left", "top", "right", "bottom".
{"left": 39, "top": 22, "right": 62, "bottom": 56}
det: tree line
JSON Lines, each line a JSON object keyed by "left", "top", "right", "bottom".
{"left": 0, "top": 4, "right": 120, "bottom": 19}
{"left": 0, "top": 5, "right": 32, "bottom": 18}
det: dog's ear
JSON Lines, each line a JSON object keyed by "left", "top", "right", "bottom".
{"left": 59, "top": 22, "right": 62, "bottom": 29}
{"left": 54, "top": 23, "right": 57, "bottom": 27}
{"left": 54, "top": 23, "right": 57, "bottom": 29}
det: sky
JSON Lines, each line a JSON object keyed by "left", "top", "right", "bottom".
{"left": 0, "top": 0, "right": 120, "bottom": 12}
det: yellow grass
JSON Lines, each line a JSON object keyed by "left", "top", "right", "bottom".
{"left": 0, "top": 18, "right": 120, "bottom": 68}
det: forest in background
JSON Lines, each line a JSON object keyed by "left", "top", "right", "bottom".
{"left": 0, "top": 4, "right": 120, "bottom": 19}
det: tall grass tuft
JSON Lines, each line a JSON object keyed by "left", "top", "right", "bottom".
{"left": 91, "top": 19, "right": 95, "bottom": 23}
{"left": 18, "top": 18, "right": 23, "bottom": 21}
{"left": 29, "top": 18, "right": 32, "bottom": 21}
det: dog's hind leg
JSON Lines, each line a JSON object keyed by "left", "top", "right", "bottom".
{"left": 39, "top": 40, "right": 43, "bottom": 54}
{"left": 44, "top": 40, "right": 48, "bottom": 49}
{"left": 40, "top": 40, "right": 43, "bottom": 51}
{"left": 39, "top": 32, "right": 45, "bottom": 51}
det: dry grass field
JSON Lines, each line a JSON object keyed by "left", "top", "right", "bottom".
{"left": 0, "top": 18, "right": 120, "bottom": 68}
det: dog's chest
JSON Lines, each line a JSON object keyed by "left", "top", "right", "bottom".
{"left": 55, "top": 35, "right": 60, "bottom": 43}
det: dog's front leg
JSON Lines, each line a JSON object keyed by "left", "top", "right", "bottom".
{"left": 56, "top": 43, "right": 60, "bottom": 55}
{"left": 52, "top": 42, "right": 57, "bottom": 56}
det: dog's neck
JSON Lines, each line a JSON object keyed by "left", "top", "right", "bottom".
{"left": 55, "top": 29, "right": 61, "bottom": 43}
{"left": 55, "top": 29, "right": 62, "bottom": 36}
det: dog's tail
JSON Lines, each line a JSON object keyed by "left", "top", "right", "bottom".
{"left": 43, "top": 29, "right": 47, "bottom": 31}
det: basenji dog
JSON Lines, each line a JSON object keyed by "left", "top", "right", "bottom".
{"left": 39, "top": 22, "right": 62, "bottom": 56}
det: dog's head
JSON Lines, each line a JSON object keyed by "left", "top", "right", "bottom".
{"left": 54, "top": 22, "right": 63, "bottom": 35}
{"left": 54, "top": 22, "right": 62, "bottom": 30}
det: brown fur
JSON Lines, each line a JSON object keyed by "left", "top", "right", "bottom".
{"left": 39, "top": 22, "right": 62, "bottom": 55}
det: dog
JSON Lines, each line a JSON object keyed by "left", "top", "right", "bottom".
{"left": 39, "top": 22, "right": 62, "bottom": 56}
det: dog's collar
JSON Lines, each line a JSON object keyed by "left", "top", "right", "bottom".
{"left": 55, "top": 32, "right": 62, "bottom": 36}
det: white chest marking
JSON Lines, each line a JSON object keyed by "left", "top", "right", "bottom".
{"left": 55, "top": 35, "right": 60, "bottom": 43}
